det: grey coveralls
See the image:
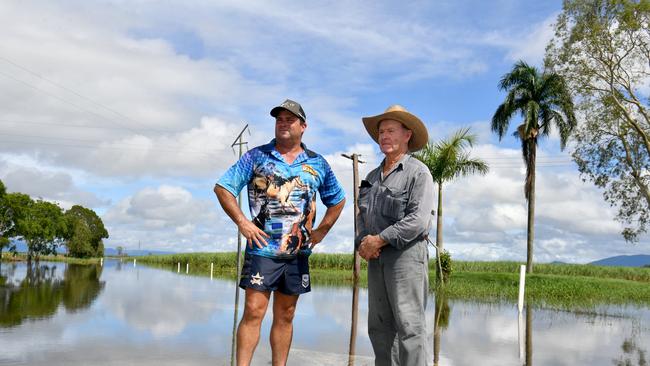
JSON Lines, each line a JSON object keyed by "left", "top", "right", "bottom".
{"left": 356, "top": 154, "right": 434, "bottom": 366}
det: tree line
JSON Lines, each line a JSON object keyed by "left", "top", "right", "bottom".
{"left": 0, "top": 179, "right": 108, "bottom": 261}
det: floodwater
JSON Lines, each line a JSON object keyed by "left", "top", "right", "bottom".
{"left": 0, "top": 260, "right": 648, "bottom": 366}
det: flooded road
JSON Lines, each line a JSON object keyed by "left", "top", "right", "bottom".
{"left": 1, "top": 260, "right": 648, "bottom": 365}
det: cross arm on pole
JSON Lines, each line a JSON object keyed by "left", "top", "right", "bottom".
{"left": 231, "top": 123, "right": 251, "bottom": 155}
{"left": 341, "top": 153, "right": 365, "bottom": 164}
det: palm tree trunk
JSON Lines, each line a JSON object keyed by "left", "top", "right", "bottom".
{"left": 436, "top": 183, "right": 443, "bottom": 251}
{"left": 526, "top": 145, "right": 537, "bottom": 274}
{"left": 436, "top": 182, "right": 443, "bottom": 280}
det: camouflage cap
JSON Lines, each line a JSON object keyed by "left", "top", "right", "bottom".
{"left": 270, "top": 99, "right": 306, "bottom": 122}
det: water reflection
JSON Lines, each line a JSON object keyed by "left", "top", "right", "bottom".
{"left": 525, "top": 305, "right": 532, "bottom": 366}
{"left": 0, "top": 260, "right": 648, "bottom": 365}
{"left": 433, "top": 293, "right": 450, "bottom": 366}
{"left": 613, "top": 338, "right": 648, "bottom": 366}
{"left": 347, "top": 273, "right": 361, "bottom": 366}
{"left": 231, "top": 285, "right": 240, "bottom": 366}
{"left": 0, "top": 262, "right": 104, "bottom": 327}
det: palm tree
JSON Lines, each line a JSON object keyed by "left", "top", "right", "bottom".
{"left": 414, "top": 127, "right": 489, "bottom": 281}
{"left": 492, "top": 60, "right": 576, "bottom": 273}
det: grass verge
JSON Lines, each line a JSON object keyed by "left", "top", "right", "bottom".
{"left": 132, "top": 252, "right": 650, "bottom": 310}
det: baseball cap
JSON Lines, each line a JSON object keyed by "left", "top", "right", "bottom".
{"left": 270, "top": 99, "right": 306, "bottom": 122}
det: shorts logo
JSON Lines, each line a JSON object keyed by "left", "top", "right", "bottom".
{"left": 251, "top": 272, "right": 264, "bottom": 286}
{"left": 301, "top": 274, "right": 310, "bottom": 288}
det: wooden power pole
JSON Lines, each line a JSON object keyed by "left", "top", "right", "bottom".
{"left": 341, "top": 152, "right": 364, "bottom": 363}
{"left": 229, "top": 123, "right": 250, "bottom": 366}
{"left": 341, "top": 153, "right": 364, "bottom": 280}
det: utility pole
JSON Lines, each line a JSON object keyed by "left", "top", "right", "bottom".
{"left": 229, "top": 123, "right": 249, "bottom": 366}
{"left": 230, "top": 123, "right": 250, "bottom": 280}
{"left": 341, "top": 153, "right": 364, "bottom": 363}
{"left": 341, "top": 153, "right": 364, "bottom": 280}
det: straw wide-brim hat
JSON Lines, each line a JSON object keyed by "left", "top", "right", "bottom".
{"left": 362, "top": 104, "right": 429, "bottom": 152}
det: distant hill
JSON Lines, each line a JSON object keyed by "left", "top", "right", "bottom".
{"left": 104, "top": 247, "right": 176, "bottom": 257}
{"left": 9, "top": 240, "right": 68, "bottom": 254}
{"left": 6, "top": 241, "right": 173, "bottom": 257}
{"left": 589, "top": 255, "right": 650, "bottom": 267}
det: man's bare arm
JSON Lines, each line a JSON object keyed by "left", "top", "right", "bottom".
{"left": 310, "top": 198, "right": 346, "bottom": 248}
{"left": 214, "top": 185, "right": 269, "bottom": 248}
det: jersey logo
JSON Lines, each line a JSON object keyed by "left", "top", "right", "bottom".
{"left": 302, "top": 164, "right": 318, "bottom": 177}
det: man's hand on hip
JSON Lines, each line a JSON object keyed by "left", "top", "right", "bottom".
{"left": 237, "top": 218, "right": 269, "bottom": 249}
{"left": 309, "top": 227, "right": 328, "bottom": 249}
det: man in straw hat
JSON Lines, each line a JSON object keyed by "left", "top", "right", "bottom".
{"left": 357, "top": 104, "right": 434, "bottom": 365}
{"left": 215, "top": 99, "right": 345, "bottom": 365}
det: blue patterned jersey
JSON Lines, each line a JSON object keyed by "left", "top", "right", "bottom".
{"left": 217, "top": 139, "right": 345, "bottom": 259}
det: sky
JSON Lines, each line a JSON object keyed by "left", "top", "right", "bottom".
{"left": 0, "top": 0, "right": 647, "bottom": 263}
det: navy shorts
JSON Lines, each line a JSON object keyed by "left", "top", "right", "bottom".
{"left": 239, "top": 253, "right": 311, "bottom": 295}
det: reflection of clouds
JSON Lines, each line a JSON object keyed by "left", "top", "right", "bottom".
{"left": 100, "top": 268, "right": 225, "bottom": 338}
{"left": 0, "top": 264, "right": 239, "bottom": 364}
{"left": 296, "top": 286, "right": 438, "bottom": 360}
{"left": 295, "top": 286, "right": 373, "bottom": 356}
{"left": 3, "top": 262, "right": 650, "bottom": 365}
{"left": 2, "top": 338, "right": 229, "bottom": 366}
{"left": 0, "top": 297, "right": 101, "bottom": 360}
{"left": 440, "top": 302, "right": 650, "bottom": 366}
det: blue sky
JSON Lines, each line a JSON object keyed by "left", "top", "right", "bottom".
{"left": 0, "top": 0, "right": 647, "bottom": 263}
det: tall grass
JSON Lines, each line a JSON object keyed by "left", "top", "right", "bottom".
{"left": 136, "top": 253, "right": 650, "bottom": 282}
{"left": 451, "top": 261, "right": 650, "bottom": 283}
{"left": 134, "top": 252, "right": 370, "bottom": 272}
{"left": 135, "top": 252, "right": 240, "bottom": 274}
{"left": 441, "top": 272, "right": 650, "bottom": 308}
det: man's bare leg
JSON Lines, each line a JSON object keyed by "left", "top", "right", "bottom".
{"left": 270, "top": 291, "right": 299, "bottom": 366}
{"left": 237, "top": 288, "right": 271, "bottom": 366}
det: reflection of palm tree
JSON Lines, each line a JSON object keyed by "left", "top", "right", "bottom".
{"left": 525, "top": 305, "right": 532, "bottom": 366}
{"left": 613, "top": 337, "right": 648, "bottom": 366}
{"left": 433, "top": 293, "right": 450, "bottom": 366}
{"left": 492, "top": 61, "right": 576, "bottom": 273}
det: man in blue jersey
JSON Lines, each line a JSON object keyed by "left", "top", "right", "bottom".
{"left": 214, "top": 99, "right": 346, "bottom": 366}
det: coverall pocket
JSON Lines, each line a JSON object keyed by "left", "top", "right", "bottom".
{"left": 380, "top": 186, "right": 407, "bottom": 222}
{"left": 358, "top": 182, "right": 372, "bottom": 214}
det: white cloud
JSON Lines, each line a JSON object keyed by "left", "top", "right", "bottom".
{"left": 103, "top": 185, "right": 227, "bottom": 251}
{"left": 480, "top": 14, "right": 557, "bottom": 65}
{"left": 0, "top": 157, "right": 107, "bottom": 208}
{"left": 0, "top": 1, "right": 646, "bottom": 262}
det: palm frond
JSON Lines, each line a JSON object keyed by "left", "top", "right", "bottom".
{"left": 414, "top": 127, "right": 489, "bottom": 184}
{"left": 492, "top": 94, "right": 517, "bottom": 140}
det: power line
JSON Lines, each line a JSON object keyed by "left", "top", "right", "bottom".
{"left": 0, "top": 119, "right": 168, "bottom": 133}
{"left": 0, "top": 137, "right": 222, "bottom": 156}
{"left": 0, "top": 59, "right": 178, "bottom": 134}
{"left": 0, "top": 131, "right": 220, "bottom": 153}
